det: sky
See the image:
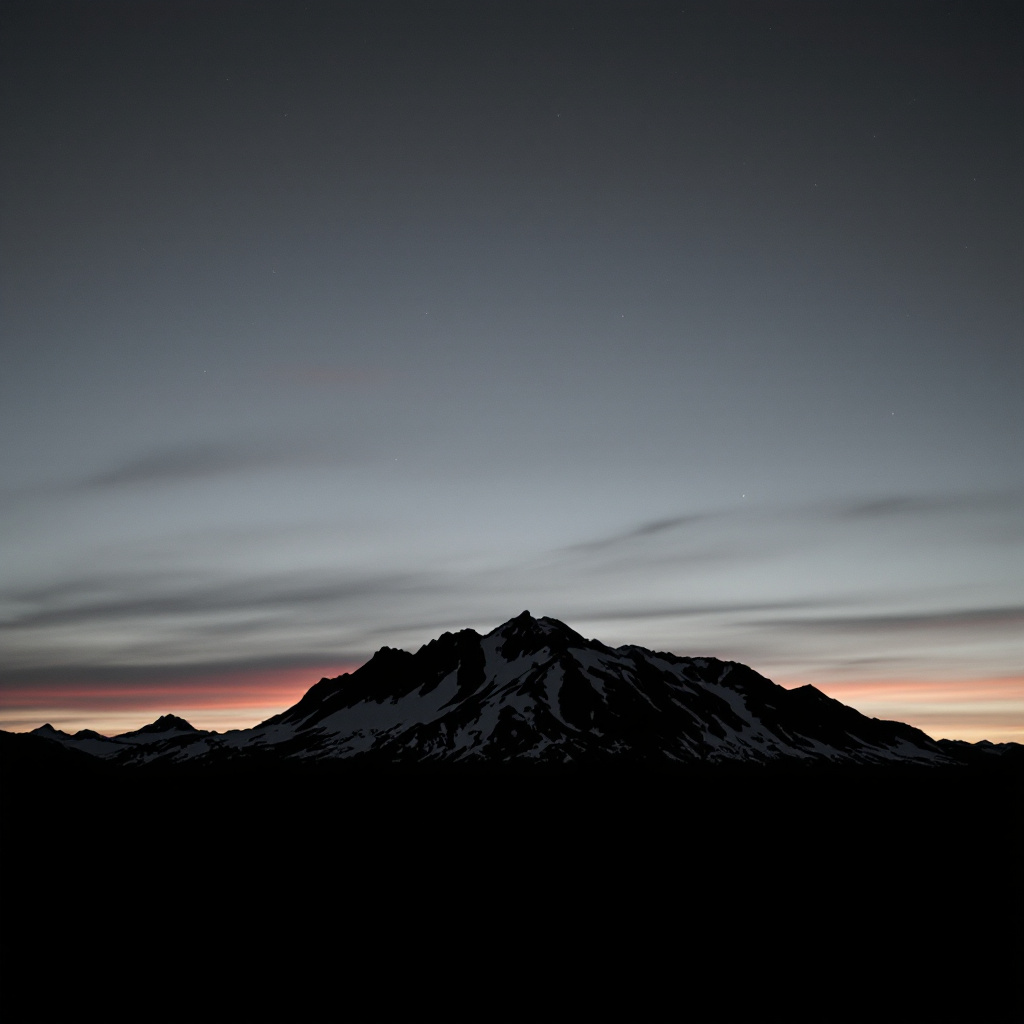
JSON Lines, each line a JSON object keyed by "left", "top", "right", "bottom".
{"left": 1, "top": 1, "right": 1021, "bottom": 742}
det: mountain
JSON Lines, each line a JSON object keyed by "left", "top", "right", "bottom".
{"left": 28, "top": 714, "right": 209, "bottom": 761}
{"left": 24, "top": 611, "right": 1000, "bottom": 767}
{"left": 4, "top": 615, "right": 1019, "bottom": 1024}
{"left": 123, "top": 713, "right": 199, "bottom": 736}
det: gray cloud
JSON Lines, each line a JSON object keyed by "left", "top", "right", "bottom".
{"left": 555, "top": 490, "right": 1024, "bottom": 569}
{"left": 77, "top": 443, "right": 289, "bottom": 490}
{"left": 564, "top": 514, "right": 714, "bottom": 554}
{"left": 755, "top": 606, "right": 1024, "bottom": 634}
{"left": 567, "top": 598, "right": 848, "bottom": 624}
{"left": 0, "top": 654, "right": 368, "bottom": 695}
{"left": 1, "top": 570, "right": 439, "bottom": 633}
{"left": 832, "top": 490, "right": 1024, "bottom": 521}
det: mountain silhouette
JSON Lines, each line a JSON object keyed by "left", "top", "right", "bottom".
{"left": 3, "top": 614, "right": 1019, "bottom": 1024}
{"left": 23, "top": 612, "right": 1016, "bottom": 767}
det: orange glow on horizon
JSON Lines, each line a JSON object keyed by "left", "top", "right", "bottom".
{"left": 777, "top": 674, "right": 1024, "bottom": 744}
{"left": 2, "top": 667, "right": 1021, "bottom": 744}
{"left": 0, "top": 663, "right": 361, "bottom": 736}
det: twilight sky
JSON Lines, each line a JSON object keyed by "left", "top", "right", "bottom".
{"left": 2, "top": 1, "right": 1021, "bottom": 741}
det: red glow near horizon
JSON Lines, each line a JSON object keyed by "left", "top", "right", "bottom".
{"left": 778, "top": 674, "right": 1024, "bottom": 743}
{"left": 0, "top": 663, "right": 361, "bottom": 735}
{"left": 2, "top": 667, "right": 1022, "bottom": 743}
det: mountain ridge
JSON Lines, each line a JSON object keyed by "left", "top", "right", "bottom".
{"left": 15, "top": 612, "right": 1021, "bottom": 768}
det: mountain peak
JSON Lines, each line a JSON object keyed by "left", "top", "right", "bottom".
{"left": 490, "top": 610, "right": 580, "bottom": 637}
{"left": 31, "top": 723, "right": 65, "bottom": 738}
{"left": 491, "top": 606, "right": 589, "bottom": 647}
{"left": 131, "top": 714, "right": 197, "bottom": 735}
{"left": 790, "top": 684, "right": 834, "bottom": 703}
{"left": 488, "top": 611, "right": 590, "bottom": 658}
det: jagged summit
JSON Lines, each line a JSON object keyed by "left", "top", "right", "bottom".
{"left": 489, "top": 610, "right": 575, "bottom": 635}
{"left": 127, "top": 714, "right": 197, "bottom": 735}
{"left": 486, "top": 610, "right": 593, "bottom": 659}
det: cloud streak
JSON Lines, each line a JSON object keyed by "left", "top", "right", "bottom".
{"left": 77, "top": 443, "right": 288, "bottom": 490}
{"left": 756, "top": 606, "right": 1024, "bottom": 635}
{"left": 565, "top": 513, "right": 712, "bottom": 553}
{"left": 2, "top": 570, "right": 434, "bottom": 632}
{"left": 831, "top": 490, "right": 1024, "bottom": 521}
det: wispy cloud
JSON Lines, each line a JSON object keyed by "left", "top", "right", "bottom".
{"left": 557, "top": 488, "right": 1024, "bottom": 568}
{"left": 0, "top": 656, "right": 360, "bottom": 693}
{"left": 565, "top": 514, "right": 712, "bottom": 553}
{"left": 830, "top": 489, "right": 1024, "bottom": 522}
{"left": 756, "top": 606, "right": 1024, "bottom": 635}
{"left": 77, "top": 443, "right": 287, "bottom": 489}
{"left": 1, "top": 569, "right": 437, "bottom": 633}
{"left": 564, "top": 598, "right": 847, "bottom": 625}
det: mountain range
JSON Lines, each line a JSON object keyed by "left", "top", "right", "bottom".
{"left": 4, "top": 613, "right": 1020, "bottom": 1024}
{"left": 21, "top": 612, "right": 1018, "bottom": 767}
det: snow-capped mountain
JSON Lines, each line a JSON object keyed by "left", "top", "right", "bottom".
{"left": 30, "top": 714, "right": 210, "bottom": 760}
{"left": 26, "top": 611, "right": 976, "bottom": 766}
